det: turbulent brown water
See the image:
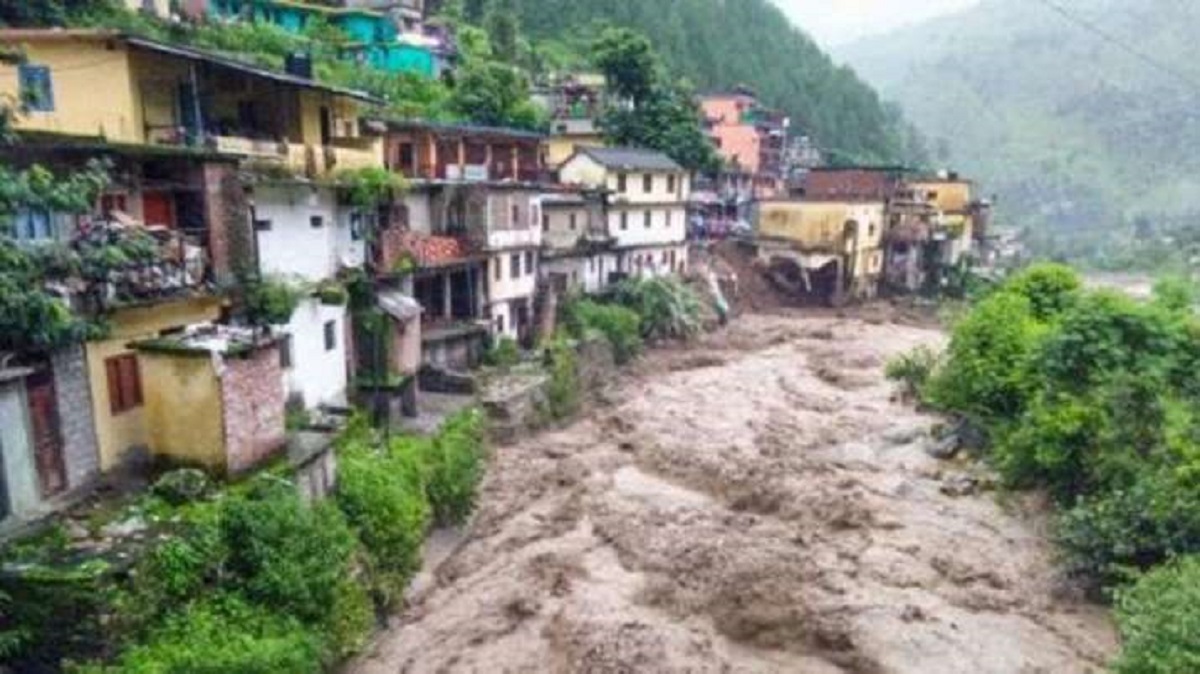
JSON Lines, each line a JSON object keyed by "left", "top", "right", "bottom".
{"left": 347, "top": 312, "right": 1117, "bottom": 674}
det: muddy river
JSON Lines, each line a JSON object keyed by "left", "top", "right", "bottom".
{"left": 348, "top": 312, "right": 1117, "bottom": 674}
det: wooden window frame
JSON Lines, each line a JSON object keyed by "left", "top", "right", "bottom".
{"left": 105, "top": 354, "right": 143, "bottom": 415}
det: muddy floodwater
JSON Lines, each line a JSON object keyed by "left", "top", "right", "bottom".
{"left": 348, "top": 312, "right": 1117, "bottom": 674}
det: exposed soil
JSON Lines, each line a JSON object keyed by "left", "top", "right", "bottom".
{"left": 347, "top": 312, "right": 1117, "bottom": 674}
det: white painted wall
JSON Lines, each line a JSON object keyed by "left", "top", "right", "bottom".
{"left": 619, "top": 244, "right": 689, "bottom": 279}
{"left": 542, "top": 251, "right": 618, "bottom": 293}
{"left": 403, "top": 190, "right": 434, "bottom": 234}
{"left": 487, "top": 250, "right": 538, "bottom": 303}
{"left": 543, "top": 204, "right": 588, "bottom": 250}
{"left": 0, "top": 382, "right": 40, "bottom": 520}
{"left": 254, "top": 185, "right": 365, "bottom": 283}
{"left": 607, "top": 206, "right": 687, "bottom": 249}
{"left": 279, "top": 298, "right": 349, "bottom": 410}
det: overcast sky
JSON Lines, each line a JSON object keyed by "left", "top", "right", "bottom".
{"left": 772, "top": 0, "right": 980, "bottom": 46}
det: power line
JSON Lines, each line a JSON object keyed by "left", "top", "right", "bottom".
{"left": 1033, "top": 0, "right": 1200, "bottom": 94}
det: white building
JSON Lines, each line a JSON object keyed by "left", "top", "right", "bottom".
{"left": 539, "top": 190, "right": 618, "bottom": 294}
{"left": 558, "top": 147, "right": 690, "bottom": 281}
{"left": 252, "top": 183, "right": 368, "bottom": 410}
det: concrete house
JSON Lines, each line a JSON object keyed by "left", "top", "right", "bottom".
{"left": 383, "top": 121, "right": 549, "bottom": 355}
{"left": 539, "top": 188, "right": 617, "bottom": 294}
{"left": 535, "top": 73, "right": 608, "bottom": 168}
{"left": 558, "top": 147, "right": 690, "bottom": 281}
{"left": 701, "top": 89, "right": 789, "bottom": 199}
{"left": 754, "top": 200, "right": 887, "bottom": 304}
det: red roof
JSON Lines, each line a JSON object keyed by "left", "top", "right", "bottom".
{"left": 400, "top": 233, "right": 474, "bottom": 267}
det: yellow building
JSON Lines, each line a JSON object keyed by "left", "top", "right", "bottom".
{"left": 85, "top": 296, "right": 225, "bottom": 471}
{"left": 906, "top": 178, "right": 977, "bottom": 262}
{"left": 0, "top": 29, "right": 383, "bottom": 177}
{"left": 755, "top": 200, "right": 886, "bottom": 302}
{"left": 545, "top": 125, "right": 606, "bottom": 168}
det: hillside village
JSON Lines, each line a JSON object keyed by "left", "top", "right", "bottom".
{"left": 0, "top": 1, "right": 1008, "bottom": 671}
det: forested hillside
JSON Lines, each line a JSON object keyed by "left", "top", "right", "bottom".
{"left": 444, "top": 0, "right": 926, "bottom": 165}
{"left": 842, "top": 0, "right": 1200, "bottom": 235}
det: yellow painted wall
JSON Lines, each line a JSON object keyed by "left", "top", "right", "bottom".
{"left": 0, "top": 37, "right": 140, "bottom": 141}
{"left": 758, "top": 201, "right": 885, "bottom": 280}
{"left": 910, "top": 181, "right": 972, "bottom": 213}
{"left": 86, "top": 296, "right": 224, "bottom": 471}
{"left": 140, "top": 353, "right": 226, "bottom": 470}
{"left": 546, "top": 134, "right": 603, "bottom": 167}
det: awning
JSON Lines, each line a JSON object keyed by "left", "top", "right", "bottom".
{"left": 378, "top": 291, "right": 423, "bottom": 321}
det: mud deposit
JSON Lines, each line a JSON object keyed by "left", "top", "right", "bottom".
{"left": 348, "top": 314, "right": 1117, "bottom": 674}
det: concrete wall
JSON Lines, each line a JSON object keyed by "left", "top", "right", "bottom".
{"left": 389, "top": 316, "right": 422, "bottom": 376}
{"left": 542, "top": 252, "right": 618, "bottom": 293}
{"left": 543, "top": 204, "right": 588, "bottom": 250}
{"left": 0, "top": 382, "right": 39, "bottom": 520}
{"left": 282, "top": 298, "right": 349, "bottom": 409}
{"left": 221, "top": 346, "right": 287, "bottom": 475}
{"left": 140, "top": 352, "right": 226, "bottom": 470}
{"left": 51, "top": 346, "right": 100, "bottom": 489}
{"left": 86, "top": 296, "right": 224, "bottom": 472}
{"left": 487, "top": 250, "right": 538, "bottom": 304}
{"left": 606, "top": 206, "right": 687, "bottom": 250}
{"left": 0, "top": 38, "right": 139, "bottom": 142}
{"left": 618, "top": 244, "right": 689, "bottom": 279}
{"left": 255, "top": 185, "right": 364, "bottom": 283}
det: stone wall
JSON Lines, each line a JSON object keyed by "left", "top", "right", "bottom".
{"left": 200, "top": 161, "right": 254, "bottom": 284}
{"left": 221, "top": 346, "right": 287, "bottom": 475}
{"left": 51, "top": 346, "right": 100, "bottom": 490}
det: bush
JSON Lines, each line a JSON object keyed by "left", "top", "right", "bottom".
{"left": 885, "top": 345, "right": 939, "bottom": 399}
{"left": 562, "top": 298, "right": 642, "bottom": 364}
{"left": 420, "top": 408, "right": 487, "bottom": 525}
{"left": 542, "top": 336, "right": 581, "bottom": 421}
{"left": 610, "top": 277, "right": 702, "bottom": 341}
{"left": 336, "top": 435, "right": 430, "bottom": 608}
{"left": 482, "top": 337, "right": 521, "bottom": 369}
{"left": 1113, "top": 556, "right": 1200, "bottom": 674}
{"left": 1152, "top": 275, "right": 1197, "bottom": 314}
{"left": 925, "top": 290, "right": 1046, "bottom": 426}
{"left": 244, "top": 276, "right": 303, "bottom": 327}
{"left": 220, "top": 481, "right": 370, "bottom": 654}
{"left": 95, "top": 594, "right": 323, "bottom": 674}
{"left": 1002, "top": 263, "right": 1081, "bottom": 321}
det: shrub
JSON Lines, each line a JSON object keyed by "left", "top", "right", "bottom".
{"left": 244, "top": 276, "right": 303, "bottom": 327}
{"left": 1113, "top": 556, "right": 1200, "bottom": 674}
{"left": 542, "top": 336, "right": 581, "bottom": 421}
{"left": 220, "top": 481, "right": 370, "bottom": 653}
{"left": 1152, "top": 275, "right": 1197, "bottom": 314}
{"left": 610, "top": 277, "right": 702, "bottom": 341}
{"left": 420, "top": 408, "right": 487, "bottom": 525}
{"left": 96, "top": 594, "right": 322, "bottom": 674}
{"left": 482, "top": 337, "right": 521, "bottom": 369}
{"left": 885, "top": 345, "right": 939, "bottom": 399}
{"left": 1002, "top": 262, "right": 1081, "bottom": 321}
{"left": 925, "top": 290, "right": 1046, "bottom": 426}
{"left": 336, "top": 436, "right": 430, "bottom": 609}
{"left": 562, "top": 298, "right": 642, "bottom": 364}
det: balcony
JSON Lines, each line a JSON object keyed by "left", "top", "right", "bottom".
{"left": 284, "top": 143, "right": 382, "bottom": 178}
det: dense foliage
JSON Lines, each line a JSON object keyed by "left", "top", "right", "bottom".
{"left": 560, "top": 296, "right": 642, "bottom": 365}
{"left": 609, "top": 277, "right": 702, "bottom": 341}
{"left": 243, "top": 276, "right": 303, "bottom": 328}
{"left": 915, "top": 262, "right": 1200, "bottom": 667}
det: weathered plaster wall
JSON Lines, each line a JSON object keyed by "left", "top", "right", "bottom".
{"left": 221, "top": 346, "right": 287, "bottom": 475}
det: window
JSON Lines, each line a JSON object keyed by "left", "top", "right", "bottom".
{"left": 666, "top": 211, "right": 672, "bottom": 228}
{"left": 494, "top": 257, "right": 502, "bottom": 281}
{"left": 510, "top": 253, "right": 520, "bottom": 279}
{"left": 644, "top": 211, "right": 652, "bottom": 229}
{"left": 310, "top": 215, "right": 324, "bottom": 228}
{"left": 19, "top": 64, "right": 54, "bottom": 112}
{"left": 542, "top": 212, "right": 550, "bottom": 232}
{"left": 496, "top": 314, "right": 505, "bottom": 335}
{"left": 254, "top": 218, "right": 273, "bottom": 232}
{"left": 324, "top": 321, "right": 337, "bottom": 351}
{"left": 525, "top": 250, "right": 534, "bottom": 275}
{"left": 667, "top": 175, "right": 676, "bottom": 193}
{"left": 617, "top": 173, "right": 627, "bottom": 193}
{"left": 105, "top": 354, "right": 142, "bottom": 415}
{"left": 670, "top": 249, "right": 678, "bottom": 271}
{"left": 280, "top": 335, "right": 294, "bottom": 369}
{"left": 620, "top": 212, "right": 628, "bottom": 230}
{"left": 396, "top": 143, "right": 415, "bottom": 171}
{"left": 511, "top": 204, "right": 520, "bottom": 227}
{"left": 643, "top": 174, "right": 653, "bottom": 193}
{"left": 868, "top": 223, "right": 877, "bottom": 238}
{"left": 569, "top": 213, "right": 577, "bottom": 230}
{"left": 350, "top": 212, "right": 364, "bottom": 241}
{"left": 13, "top": 208, "right": 54, "bottom": 241}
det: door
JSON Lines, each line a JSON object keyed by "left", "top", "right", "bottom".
{"left": 26, "top": 369, "right": 67, "bottom": 499}
{"left": 141, "top": 192, "right": 175, "bottom": 228}
{"left": 319, "top": 106, "right": 333, "bottom": 146}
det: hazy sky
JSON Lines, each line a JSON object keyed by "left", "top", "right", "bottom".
{"left": 772, "top": 0, "right": 980, "bottom": 46}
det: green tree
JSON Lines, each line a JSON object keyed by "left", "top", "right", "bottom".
{"left": 448, "top": 60, "right": 541, "bottom": 129}
{"left": 483, "top": 0, "right": 520, "bottom": 62}
{"left": 1113, "top": 556, "right": 1200, "bottom": 674}
{"left": 591, "top": 27, "right": 659, "bottom": 104}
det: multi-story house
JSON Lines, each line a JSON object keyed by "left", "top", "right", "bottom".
{"left": 883, "top": 174, "right": 991, "bottom": 292}
{"left": 799, "top": 166, "right": 912, "bottom": 202}
{"left": 0, "top": 29, "right": 380, "bottom": 473}
{"left": 540, "top": 188, "right": 617, "bottom": 294}
{"left": 701, "top": 89, "right": 789, "bottom": 199}
{"left": 200, "top": 0, "right": 437, "bottom": 76}
{"left": 558, "top": 147, "right": 690, "bottom": 280}
{"left": 382, "top": 121, "right": 548, "bottom": 361}
{"left": 753, "top": 199, "right": 887, "bottom": 304}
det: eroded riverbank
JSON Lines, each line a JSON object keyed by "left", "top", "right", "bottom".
{"left": 349, "top": 312, "right": 1116, "bottom": 674}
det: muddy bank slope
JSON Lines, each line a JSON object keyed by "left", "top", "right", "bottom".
{"left": 349, "top": 313, "right": 1117, "bottom": 674}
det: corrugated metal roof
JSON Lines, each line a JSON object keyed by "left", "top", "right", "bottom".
{"left": 577, "top": 146, "right": 682, "bottom": 172}
{"left": 378, "top": 291, "right": 422, "bottom": 321}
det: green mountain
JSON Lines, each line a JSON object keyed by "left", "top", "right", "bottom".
{"left": 841, "top": 0, "right": 1200, "bottom": 232}
{"left": 483, "top": 0, "right": 922, "bottom": 165}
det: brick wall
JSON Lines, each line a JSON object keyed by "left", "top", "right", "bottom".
{"left": 51, "top": 345, "right": 100, "bottom": 489}
{"left": 200, "top": 161, "right": 253, "bottom": 284}
{"left": 220, "top": 345, "right": 287, "bottom": 475}
{"left": 804, "top": 170, "right": 904, "bottom": 202}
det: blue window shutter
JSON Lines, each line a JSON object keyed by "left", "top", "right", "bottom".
{"left": 18, "top": 65, "right": 54, "bottom": 112}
